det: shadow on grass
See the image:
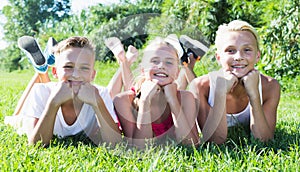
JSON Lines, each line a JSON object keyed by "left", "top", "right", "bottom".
{"left": 189, "top": 121, "right": 300, "bottom": 156}
{"left": 39, "top": 121, "right": 299, "bottom": 155}
{"left": 49, "top": 131, "right": 98, "bottom": 148}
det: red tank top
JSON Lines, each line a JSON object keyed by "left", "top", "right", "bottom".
{"left": 131, "top": 87, "right": 174, "bottom": 137}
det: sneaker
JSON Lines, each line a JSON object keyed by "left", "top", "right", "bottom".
{"left": 179, "top": 35, "right": 210, "bottom": 64}
{"left": 18, "top": 36, "right": 48, "bottom": 73}
{"left": 44, "top": 37, "right": 57, "bottom": 66}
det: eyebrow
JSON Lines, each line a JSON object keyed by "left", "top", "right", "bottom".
{"left": 165, "top": 57, "right": 176, "bottom": 60}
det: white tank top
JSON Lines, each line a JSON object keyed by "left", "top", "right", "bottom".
{"left": 208, "top": 71, "right": 263, "bottom": 127}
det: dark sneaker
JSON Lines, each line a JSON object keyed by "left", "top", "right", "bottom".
{"left": 18, "top": 36, "right": 48, "bottom": 73}
{"left": 179, "top": 35, "right": 210, "bottom": 64}
{"left": 44, "top": 37, "right": 57, "bottom": 66}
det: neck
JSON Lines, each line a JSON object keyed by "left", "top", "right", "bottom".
{"left": 228, "top": 80, "right": 247, "bottom": 98}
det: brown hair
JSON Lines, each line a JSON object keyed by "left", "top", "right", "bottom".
{"left": 54, "top": 36, "right": 95, "bottom": 57}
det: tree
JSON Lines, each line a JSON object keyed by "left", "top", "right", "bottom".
{"left": 259, "top": 0, "right": 300, "bottom": 82}
{"left": 1, "top": 0, "right": 71, "bottom": 71}
{"left": 87, "top": 1, "right": 162, "bottom": 61}
{"left": 2, "top": 0, "right": 71, "bottom": 41}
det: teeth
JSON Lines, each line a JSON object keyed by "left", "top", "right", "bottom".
{"left": 155, "top": 73, "right": 167, "bottom": 77}
{"left": 232, "top": 65, "right": 245, "bottom": 68}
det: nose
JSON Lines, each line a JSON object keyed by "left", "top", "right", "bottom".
{"left": 157, "top": 61, "right": 165, "bottom": 69}
{"left": 233, "top": 51, "right": 244, "bottom": 61}
{"left": 72, "top": 68, "right": 80, "bottom": 78}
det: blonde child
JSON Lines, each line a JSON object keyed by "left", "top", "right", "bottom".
{"left": 113, "top": 35, "right": 200, "bottom": 148}
{"left": 189, "top": 20, "right": 281, "bottom": 144}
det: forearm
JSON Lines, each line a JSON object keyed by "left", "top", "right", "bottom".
{"left": 135, "top": 100, "right": 153, "bottom": 139}
{"left": 202, "top": 87, "right": 227, "bottom": 144}
{"left": 168, "top": 99, "right": 199, "bottom": 145}
{"left": 28, "top": 101, "right": 59, "bottom": 145}
{"left": 249, "top": 93, "right": 273, "bottom": 141}
{"left": 93, "top": 97, "right": 121, "bottom": 145}
{"left": 133, "top": 100, "right": 154, "bottom": 148}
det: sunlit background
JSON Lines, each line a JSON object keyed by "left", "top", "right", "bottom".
{"left": 0, "top": 0, "right": 124, "bottom": 50}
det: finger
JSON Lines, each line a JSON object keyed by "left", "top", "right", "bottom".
{"left": 151, "top": 79, "right": 159, "bottom": 84}
{"left": 72, "top": 84, "right": 81, "bottom": 96}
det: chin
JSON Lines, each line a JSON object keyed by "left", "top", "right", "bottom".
{"left": 232, "top": 72, "right": 246, "bottom": 78}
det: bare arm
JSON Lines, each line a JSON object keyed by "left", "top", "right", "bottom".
{"left": 92, "top": 94, "right": 121, "bottom": 145}
{"left": 243, "top": 72, "right": 280, "bottom": 141}
{"left": 133, "top": 81, "right": 158, "bottom": 148}
{"left": 113, "top": 91, "right": 138, "bottom": 145}
{"left": 77, "top": 83, "right": 121, "bottom": 145}
{"left": 28, "top": 100, "right": 60, "bottom": 145}
{"left": 28, "top": 81, "right": 72, "bottom": 145}
{"left": 190, "top": 72, "right": 238, "bottom": 144}
{"left": 164, "top": 84, "right": 200, "bottom": 145}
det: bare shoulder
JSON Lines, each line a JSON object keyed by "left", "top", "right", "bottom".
{"left": 260, "top": 74, "right": 281, "bottom": 99}
{"left": 261, "top": 74, "right": 280, "bottom": 90}
{"left": 189, "top": 74, "right": 210, "bottom": 97}
{"left": 178, "top": 90, "right": 194, "bottom": 99}
{"left": 191, "top": 74, "right": 210, "bottom": 87}
{"left": 190, "top": 74, "right": 210, "bottom": 92}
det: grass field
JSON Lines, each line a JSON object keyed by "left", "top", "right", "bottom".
{"left": 0, "top": 62, "right": 299, "bottom": 171}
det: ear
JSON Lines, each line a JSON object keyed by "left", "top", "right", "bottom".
{"left": 91, "top": 69, "right": 96, "bottom": 81}
{"left": 175, "top": 66, "right": 180, "bottom": 79}
{"left": 255, "top": 51, "right": 261, "bottom": 63}
{"left": 141, "top": 67, "right": 145, "bottom": 75}
{"left": 52, "top": 67, "right": 58, "bottom": 79}
{"left": 215, "top": 52, "right": 221, "bottom": 61}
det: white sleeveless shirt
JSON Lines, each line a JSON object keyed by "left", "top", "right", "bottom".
{"left": 207, "top": 71, "right": 263, "bottom": 127}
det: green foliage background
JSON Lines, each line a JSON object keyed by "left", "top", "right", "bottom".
{"left": 0, "top": 0, "right": 299, "bottom": 81}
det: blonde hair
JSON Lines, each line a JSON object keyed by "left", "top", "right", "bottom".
{"left": 54, "top": 36, "right": 95, "bottom": 58}
{"left": 135, "top": 36, "right": 179, "bottom": 95}
{"left": 141, "top": 36, "right": 179, "bottom": 66}
{"left": 215, "top": 20, "right": 260, "bottom": 50}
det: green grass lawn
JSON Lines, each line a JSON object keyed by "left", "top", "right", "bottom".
{"left": 0, "top": 62, "right": 299, "bottom": 171}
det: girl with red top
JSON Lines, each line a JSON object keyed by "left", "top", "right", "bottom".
{"left": 113, "top": 35, "right": 200, "bottom": 148}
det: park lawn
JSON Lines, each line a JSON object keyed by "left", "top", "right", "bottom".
{"left": 0, "top": 62, "right": 299, "bottom": 171}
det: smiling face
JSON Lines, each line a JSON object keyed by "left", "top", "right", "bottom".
{"left": 53, "top": 47, "right": 96, "bottom": 85}
{"left": 216, "top": 30, "right": 260, "bottom": 78}
{"left": 141, "top": 43, "right": 179, "bottom": 86}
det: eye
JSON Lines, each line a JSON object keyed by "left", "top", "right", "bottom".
{"left": 80, "top": 66, "right": 90, "bottom": 71}
{"left": 151, "top": 58, "right": 160, "bottom": 65}
{"left": 63, "top": 65, "right": 73, "bottom": 69}
{"left": 165, "top": 59, "right": 174, "bottom": 65}
{"left": 244, "top": 48, "right": 253, "bottom": 52}
{"left": 225, "top": 48, "right": 236, "bottom": 54}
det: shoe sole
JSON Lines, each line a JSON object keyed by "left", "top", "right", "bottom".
{"left": 179, "top": 35, "right": 209, "bottom": 57}
{"left": 18, "top": 36, "right": 46, "bottom": 66}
